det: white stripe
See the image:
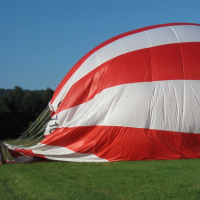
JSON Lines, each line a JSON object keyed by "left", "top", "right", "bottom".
{"left": 6, "top": 143, "right": 108, "bottom": 162}
{"left": 170, "top": 25, "right": 200, "bottom": 43}
{"left": 51, "top": 25, "right": 200, "bottom": 111}
{"left": 46, "top": 80, "right": 200, "bottom": 134}
{"left": 31, "top": 143, "right": 108, "bottom": 162}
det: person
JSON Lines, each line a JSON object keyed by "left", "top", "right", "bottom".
{"left": 0, "top": 142, "right": 5, "bottom": 164}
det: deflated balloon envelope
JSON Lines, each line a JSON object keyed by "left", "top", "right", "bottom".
{"left": 8, "top": 23, "right": 200, "bottom": 162}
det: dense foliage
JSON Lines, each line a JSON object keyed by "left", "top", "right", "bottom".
{"left": 0, "top": 86, "right": 54, "bottom": 140}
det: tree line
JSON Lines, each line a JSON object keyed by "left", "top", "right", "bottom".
{"left": 0, "top": 86, "right": 54, "bottom": 140}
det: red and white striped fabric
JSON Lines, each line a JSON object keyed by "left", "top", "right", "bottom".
{"left": 9, "top": 23, "right": 200, "bottom": 162}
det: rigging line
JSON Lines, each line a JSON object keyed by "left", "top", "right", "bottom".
{"left": 20, "top": 120, "right": 50, "bottom": 146}
{"left": 16, "top": 113, "right": 51, "bottom": 144}
{"left": 13, "top": 106, "right": 49, "bottom": 143}
{"left": 21, "top": 107, "right": 50, "bottom": 139}
{"left": 16, "top": 106, "right": 49, "bottom": 140}
{"left": 11, "top": 121, "right": 49, "bottom": 147}
{"left": 16, "top": 112, "right": 51, "bottom": 147}
{"left": 20, "top": 134, "right": 45, "bottom": 147}
{"left": 14, "top": 117, "right": 51, "bottom": 146}
{"left": 13, "top": 107, "right": 50, "bottom": 143}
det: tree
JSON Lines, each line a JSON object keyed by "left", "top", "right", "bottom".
{"left": 0, "top": 86, "right": 54, "bottom": 140}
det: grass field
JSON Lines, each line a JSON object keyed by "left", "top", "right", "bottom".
{"left": 0, "top": 159, "right": 200, "bottom": 200}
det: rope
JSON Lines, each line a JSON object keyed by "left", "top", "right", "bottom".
{"left": 1, "top": 105, "right": 53, "bottom": 164}
{"left": 13, "top": 106, "right": 50, "bottom": 143}
{"left": 7, "top": 106, "right": 51, "bottom": 148}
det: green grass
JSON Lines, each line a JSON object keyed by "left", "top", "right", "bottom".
{"left": 1, "top": 159, "right": 200, "bottom": 200}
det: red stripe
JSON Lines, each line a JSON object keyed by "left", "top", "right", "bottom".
{"left": 41, "top": 126, "right": 200, "bottom": 161}
{"left": 51, "top": 23, "right": 200, "bottom": 104}
{"left": 56, "top": 42, "right": 200, "bottom": 113}
{"left": 9, "top": 149, "right": 23, "bottom": 158}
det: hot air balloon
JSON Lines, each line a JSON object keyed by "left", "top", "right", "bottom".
{"left": 3, "top": 22, "right": 200, "bottom": 163}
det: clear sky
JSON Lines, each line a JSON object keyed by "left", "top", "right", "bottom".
{"left": 1, "top": 0, "right": 200, "bottom": 90}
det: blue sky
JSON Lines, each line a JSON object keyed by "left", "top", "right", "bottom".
{"left": 1, "top": 0, "right": 200, "bottom": 90}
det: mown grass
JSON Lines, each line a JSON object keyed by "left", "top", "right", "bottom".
{"left": 1, "top": 159, "right": 200, "bottom": 200}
